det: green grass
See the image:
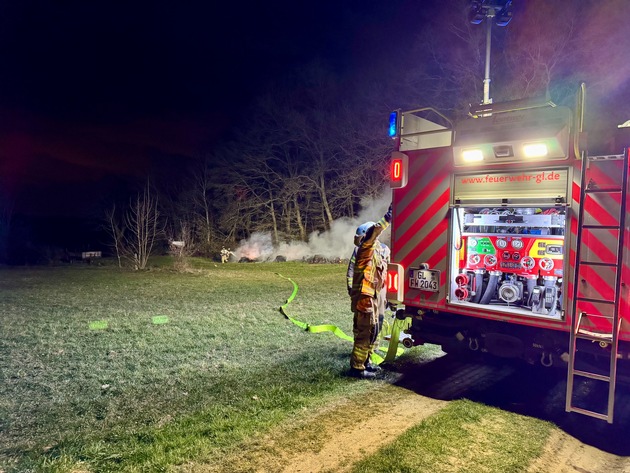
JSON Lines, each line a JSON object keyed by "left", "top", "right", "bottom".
{"left": 350, "top": 399, "right": 553, "bottom": 473}
{"left": 0, "top": 260, "right": 376, "bottom": 472}
{"left": 1, "top": 259, "right": 555, "bottom": 472}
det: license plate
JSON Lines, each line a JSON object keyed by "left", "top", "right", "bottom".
{"left": 408, "top": 268, "right": 440, "bottom": 292}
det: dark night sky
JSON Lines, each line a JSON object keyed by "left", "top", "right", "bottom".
{"left": 5, "top": 0, "right": 627, "bottom": 246}
{"left": 0, "top": 1, "right": 428, "bottom": 220}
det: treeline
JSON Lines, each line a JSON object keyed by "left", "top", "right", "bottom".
{"left": 106, "top": 65, "right": 399, "bottom": 267}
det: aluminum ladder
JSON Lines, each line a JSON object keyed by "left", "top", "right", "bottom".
{"left": 566, "top": 151, "right": 628, "bottom": 423}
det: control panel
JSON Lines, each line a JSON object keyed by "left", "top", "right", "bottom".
{"left": 460, "top": 235, "right": 563, "bottom": 278}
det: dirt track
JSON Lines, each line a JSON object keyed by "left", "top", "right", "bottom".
{"left": 527, "top": 429, "right": 630, "bottom": 473}
{"left": 180, "top": 353, "right": 630, "bottom": 472}
{"left": 177, "top": 384, "right": 446, "bottom": 473}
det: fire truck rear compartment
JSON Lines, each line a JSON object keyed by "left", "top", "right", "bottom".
{"left": 449, "top": 204, "right": 566, "bottom": 321}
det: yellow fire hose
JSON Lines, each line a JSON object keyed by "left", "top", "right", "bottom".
{"left": 276, "top": 273, "right": 409, "bottom": 365}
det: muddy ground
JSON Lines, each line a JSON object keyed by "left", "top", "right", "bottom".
{"left": 180, "top": 352, "right": 630, "bottom": 472}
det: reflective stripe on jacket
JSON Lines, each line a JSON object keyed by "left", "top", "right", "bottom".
{"left": 346, "top": 248, "right": 357, "bottom": 294}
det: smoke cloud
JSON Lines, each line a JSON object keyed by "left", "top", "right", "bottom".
{"left": 234, "top": 190, "right": 392, "bottom": 262}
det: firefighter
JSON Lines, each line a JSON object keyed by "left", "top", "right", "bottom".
{"left": 348, "top": 204, "right": 392, "bottom": 379}
{"left": 347, "top": 237, "right": 390, "bottom": 336}
{"left": 220, "top": 247, "right": 234, "bottom": 263}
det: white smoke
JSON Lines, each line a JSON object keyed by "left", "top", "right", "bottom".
{"left": 234, "top": 190, "right": 391, "bottom": 262}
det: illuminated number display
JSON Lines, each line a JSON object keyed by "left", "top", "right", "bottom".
{"left": 391, "top": 159, "right": 403, "bottom": 182}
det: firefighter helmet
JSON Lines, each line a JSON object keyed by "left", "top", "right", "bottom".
{"left": 354, "top": 221, "right": 375, "bottom": 246}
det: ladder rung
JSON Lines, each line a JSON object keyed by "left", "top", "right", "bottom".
{"left": 576, "top": 296, "right": 616, "bottom": 305}
{"left": 581, "top": 225, "right": 621, "bottom": 230}
{"left": 576, "top": 330, "right": 613, "bottom": 342}
{"left": 578, "top": 261, "right": 619, "bottom": 267}
{"left": 568, "top": 406, "right": 610, "bottom": 421}
{"left": 588, "top": 154, "right": 624, "bottom": 161}
{"left": 579, "top": 312, "right": 615, "bottom": 320}
{"left": 585, "top": 188, "right": 622, "bottom": 194}
{"left": 573, "top": 369, "right": 611, "bottom": 382}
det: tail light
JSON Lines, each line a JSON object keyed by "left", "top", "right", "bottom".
{"left": 387, "top": 262, "right": 405, "bottom": 303}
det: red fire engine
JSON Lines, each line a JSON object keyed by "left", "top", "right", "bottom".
{"left": 386, "top": 87, "right": 630, "bottom": 423}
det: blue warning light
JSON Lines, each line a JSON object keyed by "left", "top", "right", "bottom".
{"left": 389, "top": 111, "right": 398, "bottom": 138}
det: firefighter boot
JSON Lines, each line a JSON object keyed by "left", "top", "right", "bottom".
{"left": 348, "top": 368, "right": 377, "bottom": 379}
{"left": 364, "top": 360, "right": 382, "bottom": 373}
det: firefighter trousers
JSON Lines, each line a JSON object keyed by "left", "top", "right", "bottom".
{"left": 350, "top": 294, "right": 380, "bottom": 370}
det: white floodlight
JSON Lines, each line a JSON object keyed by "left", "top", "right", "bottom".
{"left": 523, "top": 143, "right": 548, "bottom": 158}
{"left": 462, "top": 149, "right": 484, "bottom": 162}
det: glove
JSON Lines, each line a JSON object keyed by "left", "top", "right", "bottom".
{"left": 384, "top": 203, "right": 393, "bottom": 223}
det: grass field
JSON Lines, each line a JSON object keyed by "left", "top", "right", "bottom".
{"left": 1, "top": 260, "right": 372, "bottom": 471}
{"left": 0, "top": 259, "right": 556, "bottom": 472}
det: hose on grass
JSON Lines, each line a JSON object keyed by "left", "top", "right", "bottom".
{"left": 276, "top": 272, "right": 407, "bottom": 365}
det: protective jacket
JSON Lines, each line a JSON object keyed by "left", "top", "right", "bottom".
{"left": 347, "top": 242, "right": 390, "bottom": 296}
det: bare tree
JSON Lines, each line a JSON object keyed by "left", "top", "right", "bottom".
{"left": 186, "top": 155, "right": 217, "bottom": 246}
{"left": 104, "top": 204, "right": 124, "bottom": 268}
{"left": 125, "top": 184, "right": 163, "bottom": 270}
{"left": 104, "top": 183, "right": 164, "bottom": 270}
{"left": 167, "top": 219, "right": 197, "bottom": 262}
